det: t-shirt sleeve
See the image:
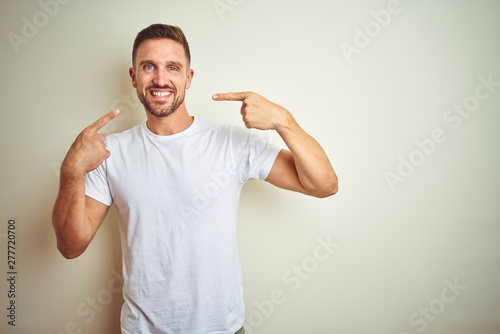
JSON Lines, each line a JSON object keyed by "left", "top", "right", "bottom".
{"left": 85, "top": 161, "right": 113, "bottom": 206}
{"left": 236, "top": 128, "right": 282, "bottom": 183}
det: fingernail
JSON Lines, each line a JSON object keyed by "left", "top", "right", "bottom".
{"left": 212, "top": 95, "right": 218, "bottom": 100}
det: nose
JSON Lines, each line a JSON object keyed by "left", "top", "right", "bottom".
{"left": 153, "top": 67, "right": 169, "bottom": 87}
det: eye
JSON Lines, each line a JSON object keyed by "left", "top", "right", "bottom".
{"left": 168, "top": 66, "right": 178, "bottom": 71}
{"left": 143, "top": 64, "right": 155, "bottom": 71}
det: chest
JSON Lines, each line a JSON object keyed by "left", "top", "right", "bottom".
{"left": 106, "top": 140, "right": 239, "bottom": 213}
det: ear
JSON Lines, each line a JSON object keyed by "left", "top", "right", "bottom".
{"left": 185, "top": 69, "right": 194, "bottom": 90}
{"left": 129, "top": 67, "right": 137, "bottom": 88}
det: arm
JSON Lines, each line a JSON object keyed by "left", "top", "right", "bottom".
{"left": 212, "top": 92, "right": 337, "bottom": 198}
{"left": 52, "top": 110, "right": 119, "bottom": 259}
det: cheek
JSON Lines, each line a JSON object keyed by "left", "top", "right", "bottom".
{"left": 137, "top": 79, "right": 149, "bottom": 93}
{"left": 136, "top": 73, "right": 151, "bottom": 87}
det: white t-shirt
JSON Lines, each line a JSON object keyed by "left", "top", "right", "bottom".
{"left": 85, "top": 117, "right": 281, "bottom": 334}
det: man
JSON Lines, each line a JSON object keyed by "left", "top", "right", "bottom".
{"left": 52, "top": 24, "right": 337, "bottom": 334}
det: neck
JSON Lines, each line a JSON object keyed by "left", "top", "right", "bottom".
{"left": 145, "top": 102, "right": 193, "bottom": 136}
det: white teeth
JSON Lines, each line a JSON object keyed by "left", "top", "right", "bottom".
{"left": 152, "top": 91, "right": 172, "bottom": 97}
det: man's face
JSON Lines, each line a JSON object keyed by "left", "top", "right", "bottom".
{"left": 129, "top": 38, "right": 193, "bottom": 118}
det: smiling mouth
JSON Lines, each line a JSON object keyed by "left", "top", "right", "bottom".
{"left": 151, "top": 91, "right": 172, "bottom": 97}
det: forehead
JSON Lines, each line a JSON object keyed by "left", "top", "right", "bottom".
{"left": 135, "top": 38, "right": 186, "bottom": 65}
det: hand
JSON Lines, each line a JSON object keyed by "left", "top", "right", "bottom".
{"left": 62, "top": 110, "right": 120, "bottom": 176}
{"left": 212, "top": 91, "right": 291, "bottom": 130}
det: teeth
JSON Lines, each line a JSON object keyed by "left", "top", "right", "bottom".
{"left": 152, "top": 91, "right": 172, "bottom": 97}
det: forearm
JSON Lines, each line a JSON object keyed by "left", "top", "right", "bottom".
{"left": 276, "top": 111, "right": 338, "bottom": 197}
{"left": 52, "top": 165, "right": 93, "bottom": 258}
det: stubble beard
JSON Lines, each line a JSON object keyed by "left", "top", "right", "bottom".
{"left": 137, "top": 86, "right": 185, "bottom": 118}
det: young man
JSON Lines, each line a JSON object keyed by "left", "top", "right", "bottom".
{"left": 52, "top": 24, "right": 337, "bottom": 334}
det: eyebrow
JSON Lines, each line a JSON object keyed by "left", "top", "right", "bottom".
{"left": 138, "top": 59, "right": 184, "bottom": 69}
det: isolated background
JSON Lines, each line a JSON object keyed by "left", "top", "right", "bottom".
{"left": 1, "top": 0, "right": 499, "bottom": 333}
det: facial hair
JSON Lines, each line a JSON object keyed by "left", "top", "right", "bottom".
{"left": 137, "top": 84, "right": 185, "bottom": 118}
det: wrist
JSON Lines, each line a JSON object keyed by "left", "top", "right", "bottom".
{"left": 274, "top": 107, "right": 298, "bottom": 134}
{"left": 61, "top": 159, "right": 87, "bottom": 180}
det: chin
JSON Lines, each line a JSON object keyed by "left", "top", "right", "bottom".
{"left": 146, "top": 106, "right": 176, "bottom": 118}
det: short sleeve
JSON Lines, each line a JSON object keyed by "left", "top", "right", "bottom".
{"left": 85, "top": 161, "right": 112, "bottom": 206}
{"left": 236, "top": 129, "right": 282, "bottom": 183}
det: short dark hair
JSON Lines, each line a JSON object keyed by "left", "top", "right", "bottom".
{"left": 132, "top": 24, "right": 191, "bottom": 68}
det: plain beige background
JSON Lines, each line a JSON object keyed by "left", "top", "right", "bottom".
{"left": 1, "top": 0, "right": 499, "bottom": 333}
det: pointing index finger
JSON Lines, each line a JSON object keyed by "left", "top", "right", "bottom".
{"left": 88, "top": 109, "right": 120, "bottom": 133}
{"left": 212, "top": 92, "right": 249, "bottom": 102}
